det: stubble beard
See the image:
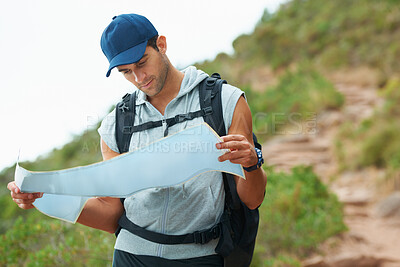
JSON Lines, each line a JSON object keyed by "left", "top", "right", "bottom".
{"left": 149, "top": 57, "right": 169, "bottom": 97}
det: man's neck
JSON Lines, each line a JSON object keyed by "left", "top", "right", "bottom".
{"left": 148, "top": 65, "right": 184, "bottom": 115}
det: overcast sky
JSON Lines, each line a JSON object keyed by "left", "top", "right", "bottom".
{"left": 0, "top": 0, "right": 287, "bottom": 171}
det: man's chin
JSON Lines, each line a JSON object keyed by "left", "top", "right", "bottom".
{"left": 144, "top": 88, "right": 162, "bottom": 98}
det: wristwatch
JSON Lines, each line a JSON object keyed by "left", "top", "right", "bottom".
{"left": 243, "top": 147, "right": 264, "bottom": 172}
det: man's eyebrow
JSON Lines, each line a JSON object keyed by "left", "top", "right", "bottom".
{"left": 117, "top": 54, "right": 149, "bottom": 72}
{"left": 136, "top": 54, "right": 148, "bottom": 63}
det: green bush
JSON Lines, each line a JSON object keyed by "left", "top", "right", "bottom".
{"left": 253, "top": 166, "right": 347, "bottom": 264}
{"left": 197, "top": 0, "right": 400, "bottom": 86}
{"left": 233, "top": 0, "right": 400, "bottom": 78}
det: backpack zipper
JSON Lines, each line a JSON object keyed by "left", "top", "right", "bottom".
{"left": 162, "top": 117, "right": 168, "bottom": 137}
{"left": 157, "top": 187, "right": 170, "bottom": 257}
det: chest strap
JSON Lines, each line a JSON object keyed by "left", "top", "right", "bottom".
{"left": 125, "top": 107, "right": 212, "bottom": 137}
{"left": 117, "top": 212, "right": 221, "bottom": 245}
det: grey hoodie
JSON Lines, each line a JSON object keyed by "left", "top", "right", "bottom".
{"left": 98, "top": 66, "right": 244, "bottom": 259}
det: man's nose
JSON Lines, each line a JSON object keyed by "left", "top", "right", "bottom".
{"left": 132, "top": 69, "right": 146, "bottom": 84}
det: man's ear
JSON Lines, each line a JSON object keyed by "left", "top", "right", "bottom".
{"left": 156, "top": 36, "right": 167, "bottom": 54}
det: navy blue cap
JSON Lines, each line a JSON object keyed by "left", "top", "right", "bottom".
{"left": 101, "top": 14, "right": 158, "bottom": 77}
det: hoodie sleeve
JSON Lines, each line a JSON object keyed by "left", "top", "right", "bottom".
{"left": 221, "top": 83, "right": 245, "bottom": 134}
{"left": 97, "top": 108, "right": 120, "bottom": 153}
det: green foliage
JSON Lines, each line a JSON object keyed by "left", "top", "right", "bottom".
{"left": 197, "top": 0, "right": 400, "bottom": 87}
{"left": 262, "top": 254, "right": 302, "bottom": 267}
{"left": 232, "top": 0, "right": 400, "bottom": 79}
{"left": 0, "top": 216, "right": 114, "bottom": 267}
{"left": 335, "top": 78, "right": 400, "bottom": 170}
{"left": 253, "top": 166, "right": 347, "bottom": 264}
{"left": 246, "top": 66, "right": 343, "bottom": 141}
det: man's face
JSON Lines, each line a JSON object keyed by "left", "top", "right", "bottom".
{"left": 117, "top": 45, "right": 169, "bottom": 97}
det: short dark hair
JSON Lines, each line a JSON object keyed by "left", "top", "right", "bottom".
{"left": 147, "top": 35, "right": 159, "bottom": 51}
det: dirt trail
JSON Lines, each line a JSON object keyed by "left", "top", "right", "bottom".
{"left": 262, "top": 83, "right": 400, "bottom": 266}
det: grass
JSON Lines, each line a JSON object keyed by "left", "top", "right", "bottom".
{"left": 252, "top": 166, "right": 347, "bottom": 266}
{"left": 243, "top": 65, "right": 344, "bottom": 142}
{"left": 335, "top": 78, "right": 400, "bottom": 171}
{"left": 0, "top": 216, "right": 114, "bottom": 267}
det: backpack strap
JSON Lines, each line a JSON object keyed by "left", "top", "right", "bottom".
{"left": 198, "top": 74, "right": 244, "bottom": 210}
{"left": 128, "top": 109, "right": 208, "bottom": 137}
{"left": 115, "top": 93, "right": 212, "bottom": 141}
{"left": 199, "top": 73, "right": 227, "bottom": 136}
{"left": 114, "top": 92, "right": 137, "bottom": 237}
{"left": 115, "top": 92, "right": 137, "bottom": 154}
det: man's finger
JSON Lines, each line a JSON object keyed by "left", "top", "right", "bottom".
{"left": 218, "top": 150, "right": 257, "bottom": 167}
{"left": 11, "top": 191, "right": 43, "bottom": 200}
{"left": 220, "top": 135, "right": 246, "bottom": 142}
{"left": 18, "top": 203, "right": 35, "bottom": 210}
{"left": 7, "top": 181, "right": 20, "bottom": 194}
{"left": 216, "top": 140, "right": 250, "bottom": 150}
{"left": 14, "top": 198, "right": 36, "bottom": 205}
{"left": 218, "top": 150, "right": 245, "bottom": 162}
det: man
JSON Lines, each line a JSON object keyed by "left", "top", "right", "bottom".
{"left": 8, "top": 14, "right": 267, "bottom": 266}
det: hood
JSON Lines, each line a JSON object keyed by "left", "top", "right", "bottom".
{"left": 135, "top": 66, "right": 208, "bottom": 104}
{"left": 176, "top": 66, "right": 208, "bottom": 98}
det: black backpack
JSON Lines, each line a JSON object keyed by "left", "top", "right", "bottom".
{"left": 114, "top": 73, "right": 261, "bottom": 267}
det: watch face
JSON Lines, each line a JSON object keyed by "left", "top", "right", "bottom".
{"left": 244, "top": 147, "right": 264, "bottom": 172}
{"left": 255, "top": 148, "right": 264, "bottom": 168}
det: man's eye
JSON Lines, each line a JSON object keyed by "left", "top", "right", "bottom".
{"left": 138, "top": 60, "right": 146, "bottom": 67}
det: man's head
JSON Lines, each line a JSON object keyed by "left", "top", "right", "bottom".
{"left": 101, "top": 14, "right": 158, "bottom": 77}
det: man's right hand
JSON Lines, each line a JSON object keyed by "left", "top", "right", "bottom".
{"left": 7, "top": 181, "right": 43, "bottom": 209}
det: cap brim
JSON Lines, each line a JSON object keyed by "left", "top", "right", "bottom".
{"left": 106, "top": 40, "right": 147, "bottom": 77}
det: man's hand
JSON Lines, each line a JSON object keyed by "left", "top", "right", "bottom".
{"left": 215, "top": 95, "right": 267, "bottom": 210}
{"left": 216, "top": 134, "right": 258, "bottom": 168}
{"left": 7, "top": 181, "right": 43, "bottom": 210}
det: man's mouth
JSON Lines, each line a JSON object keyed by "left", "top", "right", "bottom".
{"left": 140, "top": 79, "right": 153, "bottom": 89}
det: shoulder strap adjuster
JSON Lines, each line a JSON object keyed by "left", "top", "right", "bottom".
{"left": 122, "top": 93, "right": 130, "bottom": 101}
{"left": 202, "top": 106, "right": 213, "bottom": 116}
{"left": 206, "top": 78, "right": 217, "bottom": 87}
{"left": 123, "top": 126, "right": 132, "bottom": 134}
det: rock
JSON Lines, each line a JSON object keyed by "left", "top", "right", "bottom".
{"left": 327, "top": 253, "right": 385, "bottom": 267}
{"left": 375, "top": 192, "right": 400, "bottom": 218}
{"left": 334, "top": 187, "right": 371, "bottom": 206}
{"left": 302, "top": 255, "right": 329, "bottom": 267}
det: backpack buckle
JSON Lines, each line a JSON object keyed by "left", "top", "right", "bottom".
{"left": 210, "top": 224, "right": 221, "bottom": 239}
{"left": 174, "top": 114, "right": 192, "bottom": 123}
{"left": 123, "top": 126, "right": 132, "bottom": 134}
{"left": 193, "top": 231, "right": 207, "bottom": 244}
{"left": 118, "top": 102, "right": 130, "bottom": 113}
{"left": 202, "top": 107, "right": 213, "bottom": 116}
{"left": 193, "top": 225, "right": 221, "bottom": 244}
